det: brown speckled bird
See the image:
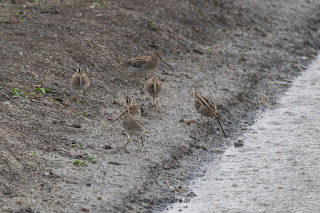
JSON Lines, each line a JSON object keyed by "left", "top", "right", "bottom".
{"left": 123, "top": 95, "right": 141, "bottom": 119}
{"left": 121, "top": 110, "right": 145, "bottom": 149}
{"left": 192, "top": 91, "right": 226, "bottom": 136}
{"left": 70, "top": 67, "right": 90, "bottom": 102}
{"left": 144, "top": 76, "right": 163, "bottom": 107}
{"left": 120, "top": 51, "right": 174, "bottom": 80}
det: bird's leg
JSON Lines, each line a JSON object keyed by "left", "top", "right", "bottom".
{"left": 122, "top": 135, "right": 131, "bottom": 149}
{"left": 156, "top": 99, "right": 160, "bottom": 112}
{"left": 139, "top": 135, "right": 144, "bottom": 150}
{"left": 133, "top": 73, "right": 138, "bottom": 81}
{"left": 76, "top": 91, "right": 80, "bottom": 105}
{"left": 83, "top": 90, "right": 89, "bottom": 104}
{"left": 152, "top": 97, "right": 155, "bottom": 106}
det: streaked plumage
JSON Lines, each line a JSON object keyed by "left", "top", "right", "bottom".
{"left": 120, "top": 51, "right": 173, "bottom": 79}
{"left": 122, "top": 110, "right": 145, "bottom": 149}
{"left": 70, "top": 68, "right": 90, "bottom": 103}
{"left": 192, "top": 91, "right": 226, "bottom": 136}
{"left": 144, "top": 76, "right": 163, "bottom": 106}
{"left": 70, "top": 67, "right": 90, "bottom": 93}
{"left": 123, "top": 95, "right": 141, "bottom": 119}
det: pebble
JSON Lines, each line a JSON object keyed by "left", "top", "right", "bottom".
{"left": 71, "top": 124, "right": 81, "bottom": 128}
{"left": 81, "top": 207, "right": 90, "bottom": 211}
{"left": 187, "top": 191, "right": 197, "bottom": 197}
{"left": 104, "top": 144, "right": 112, "bottom": 149}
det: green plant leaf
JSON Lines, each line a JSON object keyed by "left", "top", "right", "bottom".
{"left": 35, "top": 87, "right": 52, "bottom": 94}
{"left": 77, "top": 111, "right": 88, "bottom": 117}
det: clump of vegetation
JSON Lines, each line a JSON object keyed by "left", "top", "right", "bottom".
{"left": 73, "top": 160, "right": 87, "bottom": 167}
{"left": 84, "top": 155, "right": 97, "bottom": 164}
{"left": 11, "top": 87, "right": 54, "bottom": 99}
{"left": 35, "top": 87, "right": 52, "bottom": 94}
{"left": 72, "top": 154, "right": 97, "bottom": 167}
{"left": 77, "top": 111, "right": 88, "bottom": 117}
{"left": 10, "top": 88, "right": 34, "bottom": 98}
{"left": 71, "top": 144, "right": 84, "bottom": 149}
{"left": 208, "top": 47, "right": 213, "bottom": 53}
{"left": 147, "top": 19, "right": 160, "bottom": 31}
{"left": 15, "top": 11, "right": 31, "bottom": 23}
{"left": 92, "top": 0, "right": 107, "bottom": 8}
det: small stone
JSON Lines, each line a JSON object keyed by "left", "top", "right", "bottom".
{"left": 16, "top": 200, "right": 23, "bottom": 205}
{"left": 187, "top": 191, "right": 197, "bottom": 197}
{"left": 81, "top": 207, "right": 90, "bottom": 211}
{"left": 97, "top": 196, "right": 102, "bottom": 200}
{"left": 184, "top": 120, "right": 196, "bottom": 126}
{"left": 72, "top": 124, "right": 81, "bottom": 128}
{"left": 86, "top": 183, "right": 92, "bottom": 187}
{"left": 112, "top": 99, "right": 119, "bottom": 104}
{"left": 234, "top": 139, "right": 244, "bottom": 147}
{"left": 199, "top": 145, "right": 207, "bottom": 150}
{"left": 104, "top": 144, "right": 112, "bottom": 150}
{"left": 108, "top": 161, "right": 121, "bottom": 165}
{"left": 193, "top": 49, "right": 203, "bottom": 55}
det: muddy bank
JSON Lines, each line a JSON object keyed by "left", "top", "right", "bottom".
{"left": 0, "top": 0, "right": 320, "bottom": 212}
{"left": 167, "top": 55, "right": 320, "bottom": 213}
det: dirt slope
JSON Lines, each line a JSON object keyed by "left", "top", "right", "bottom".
{"left": 1, "top": 0, "right": 320, "bottom": 212}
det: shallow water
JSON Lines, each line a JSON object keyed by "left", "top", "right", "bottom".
{"left": 166, "top": 55, "right": 320, "bottom": 213}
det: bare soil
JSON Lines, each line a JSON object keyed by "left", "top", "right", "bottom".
{"left": 0, "top": 0, "right": 319, "bottom": 212}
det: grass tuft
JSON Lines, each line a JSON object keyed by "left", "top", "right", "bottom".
{"left": 147, "top": 19, "right": 160, "bottom": 31}
{"left": 10, "top": 88, "right": 34, "bottom": 98}
{"left": 35, "top": 87, "right": 52, "bottom": 94}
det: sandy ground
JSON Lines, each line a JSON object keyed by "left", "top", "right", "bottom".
{"left": 0, "top": 0, "right": 320, "bottom": 212}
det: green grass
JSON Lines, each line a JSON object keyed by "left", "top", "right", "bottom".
{"left": 72, "top": 154, "right": 97, "bottom": 166}
{"left": 35, "top": 87, "right": 52, "bottom": 94}
{"left": 77, "top": 111, "right": 88, "bottom": 117}
{"left": 10, "top": 88, "right": 34, "bottom": 98}
{"left": 92, "top": 0, "right": 107, "bottom": 7}
{"left": 147, "top": 19, "right": 159, "bottom": 31}
{"left": 84, "top": 156, "right": 97, "bottom": 164}
{"left": 71, "top": 144, "right": 84, "bottom": 149}
{"left": 73, "top": 160, "right": 87, "bottom": 167}
{"left": 11, "top": 87, "right": 53, "bottom": 98}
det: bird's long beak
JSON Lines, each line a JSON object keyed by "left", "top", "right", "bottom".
{"left": 156, "top": 53, "right": 174, "bottom": 70}
{"left": 105, "top": 110, "right": 128, "bottom": 127}
{"left": 111, "top": 110, "right": 128, "bottom": 124}
{"left": 153, "top": 82, "right": 157, "bottom": 94}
